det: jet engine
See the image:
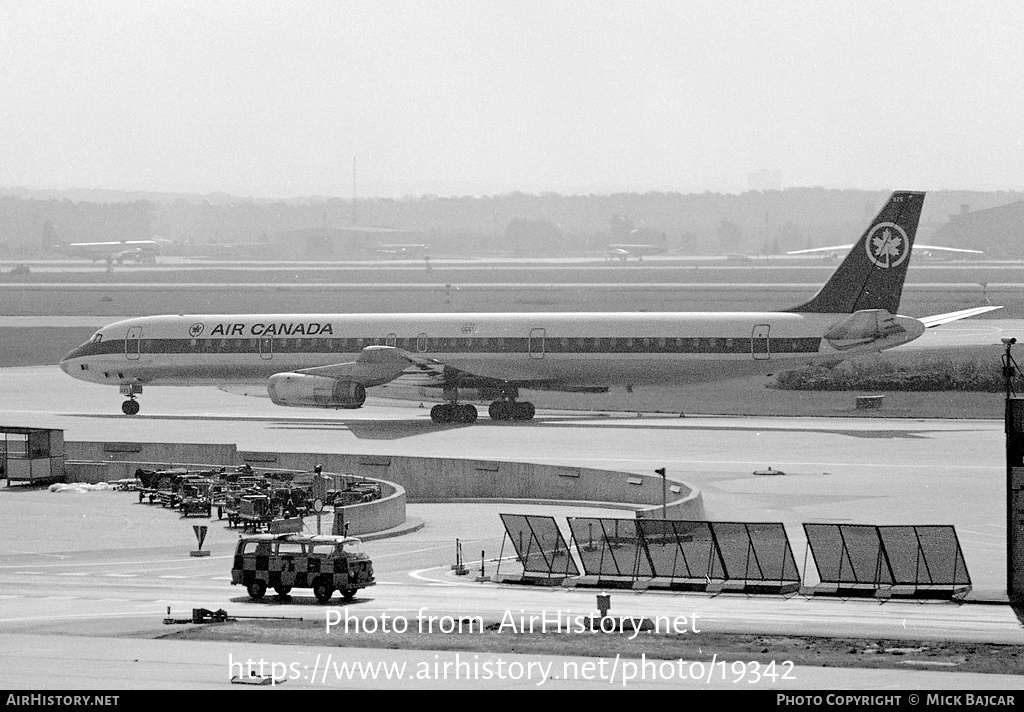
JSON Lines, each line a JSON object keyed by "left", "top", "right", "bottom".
{"left": 267, "top": 373, "right": 367, "bottom": 409}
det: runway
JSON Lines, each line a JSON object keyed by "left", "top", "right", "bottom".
{"left": 1, "top": 362, "right": 1022, "bottom": 689}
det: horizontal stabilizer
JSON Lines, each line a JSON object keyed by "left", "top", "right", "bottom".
{"left": 918, "top": 305, "right": 1003, "bottom": 328}
{"left": 788, "top": 243, "right": 984, "bottom": 256}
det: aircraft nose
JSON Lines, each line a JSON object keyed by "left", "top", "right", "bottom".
{"left": 59, "top": 343, "right": 90, "bottom": 374}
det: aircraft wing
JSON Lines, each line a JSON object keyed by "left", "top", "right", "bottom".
{"left": 292, "top": 344, "right": 586, "bottom": 394}
{"left": 294, "top": 345, "right": 444, "bottom": 387}
{"left": 917, "top": 305, "right": 1003, "bottom": 328}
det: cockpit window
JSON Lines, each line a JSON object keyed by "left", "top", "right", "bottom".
{"left": 89, "top": 332, "right": 103, "bottom": 343}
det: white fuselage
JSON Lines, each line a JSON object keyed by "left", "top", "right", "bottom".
{"left": 59, "top": 310, "right": 925, "bottom": 391}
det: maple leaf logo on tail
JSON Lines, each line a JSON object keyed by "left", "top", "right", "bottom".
{"left": 865, "top": 222, "right": 910, "bottom": 268}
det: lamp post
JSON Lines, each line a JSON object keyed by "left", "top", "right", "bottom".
{"left": 655, "top": 467, "right": 667, "bottom": 519}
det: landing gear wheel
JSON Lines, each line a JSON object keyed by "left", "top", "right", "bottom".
{"left": 488, "top": 401, "right": 512, "bottom": 420}
{"left": 246, "top": 581, "right": 267, "bottom": 600}
{"left": 121, "top": 399, "right": 140, "bottom": 416}
{"left": 273, "top": 585, "right": 292, "bottom": 597}
{"left": 341, "top": 587, "right": 357, "bottom": 601}
{"left": 313, "top": 578, "right": 334, "bottom": 604}
{"left": 431, "top": 403, "right": 478, "bottom": 424}
{"left": 513, "top": 402, "right": 536, "bottom": 420}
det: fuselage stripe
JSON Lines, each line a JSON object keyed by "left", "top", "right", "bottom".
{"left": 69, "top": 335, "right": 822, "bottom": 358}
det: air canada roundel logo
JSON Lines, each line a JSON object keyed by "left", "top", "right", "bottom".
{"left": 864, "top": 222, "right": 909, "bottom": 269}
{"left": 189, "top": 323, "right": 205, "bottom": 338}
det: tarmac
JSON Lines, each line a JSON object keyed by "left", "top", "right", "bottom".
{"left": 1, "top": 314, "right": 1023, "bottom": 689}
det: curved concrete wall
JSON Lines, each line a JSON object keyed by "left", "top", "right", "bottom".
{"left": 268, "top": 453, "right": 705, "bottom": 520}
{"left": 63, "top": 441, "right": 706, "bottom": 528}
{"left": 328, "top": 477, "right": 406, "bottom": 537}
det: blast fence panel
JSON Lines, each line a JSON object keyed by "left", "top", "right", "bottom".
{"left": 568, "top": 517, "right": 651, "bottom": 579}
{"left": 805, "top": 523, "right": 970, "bottom": 593}
{"left": 499, "top": 513, "right": 579, "bottom": 576}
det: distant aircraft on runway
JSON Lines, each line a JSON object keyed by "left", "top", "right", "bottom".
{"left": 58, "top": 240, "right": 162, "bottom": 265}
{"left": 376, "top": 243, "right": 428, "bottom": 259}
{"left": 60, "top": 191, "right": 1000, "bottom": 423}
{"left": 604, "top": 244, "right": 667, "bottom": 261}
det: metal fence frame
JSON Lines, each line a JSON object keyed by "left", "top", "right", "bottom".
{"left": 803, "top": 523, "right": 971, "bottom": 597}
{"left": 498, "top": 513, "right": 579, "bottom": 578}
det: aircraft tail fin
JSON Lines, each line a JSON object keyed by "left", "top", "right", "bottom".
{"left": 786, "top": 191, "right": 925, "bottom": 314}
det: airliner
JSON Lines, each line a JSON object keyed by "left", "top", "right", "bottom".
{"left": 60, "top": 240, "right": 161, "bottom": 264}
{"left": 604, "top": 244, "right": 666, "bottom": 261}
{"left": 59, "top": 191, "right": 1000, "bottom": 424}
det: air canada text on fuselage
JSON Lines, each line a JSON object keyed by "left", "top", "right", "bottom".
{"left": 206, "top": 322, "right": 334, "bottom": 337}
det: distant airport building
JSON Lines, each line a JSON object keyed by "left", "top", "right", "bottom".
{"left": 271, "top": 226, "right": 423, "bottom": 259}
{"left": 929, "top": 200, "right": 1024, "bottom": 259}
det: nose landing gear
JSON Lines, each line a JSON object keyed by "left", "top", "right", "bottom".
{"left": 119, "top": 382, "right": 143, "bottom": 416}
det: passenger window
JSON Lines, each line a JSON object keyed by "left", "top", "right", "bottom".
{"left": 277, "top": 542, "right": 305, "bottom": 555}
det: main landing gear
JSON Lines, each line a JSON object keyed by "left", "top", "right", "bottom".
{"left": 430, "top": 403, "right": 478, "bottom": 424}
{"left": 487, "top": 400, "right": 535, "bottom": 421}
{"left": 488, "top": 385, "right": 536, "bottom": 422}
{"left": 428, "top": 383, "right": 536, "bottom": 424}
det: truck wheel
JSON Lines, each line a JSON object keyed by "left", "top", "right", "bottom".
{"left": 273, "top": 585, "right": 292, "bottom": 597}
{"left": 341, "top": 588, "right": 357, "bottom": 601}
{"left": 246, "top": 581, "right": 267, "bottom": 600}
{"left": 313, "top": 578, "right": 333, "bottom": 604}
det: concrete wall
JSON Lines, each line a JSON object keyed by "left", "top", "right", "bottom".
{"left": 264, "top": 452, "right": 704, "bottom": 520}
{"left": 66, "top": 441, "right": 237, "bottom": 471}
{"left": 328, "top": 478, "right": 407, "bottom": 537}
{"left": 63, "top": 441, "right": 706, "bottom": 524}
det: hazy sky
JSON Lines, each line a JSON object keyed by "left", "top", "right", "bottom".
{"left": 2, "top": 1, "right": 1022, "bottom": 198}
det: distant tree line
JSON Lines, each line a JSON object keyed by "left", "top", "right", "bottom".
{"left": 1, "top": 187, "right": 1020, "bottom": 258}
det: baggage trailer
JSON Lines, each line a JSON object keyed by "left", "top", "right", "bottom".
{"left": 1, "top": 427, "right": 64, "bottom": 485}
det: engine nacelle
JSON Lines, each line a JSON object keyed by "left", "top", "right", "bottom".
{"left": 267, "top": 373, "right": 367, "bottom": 409}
